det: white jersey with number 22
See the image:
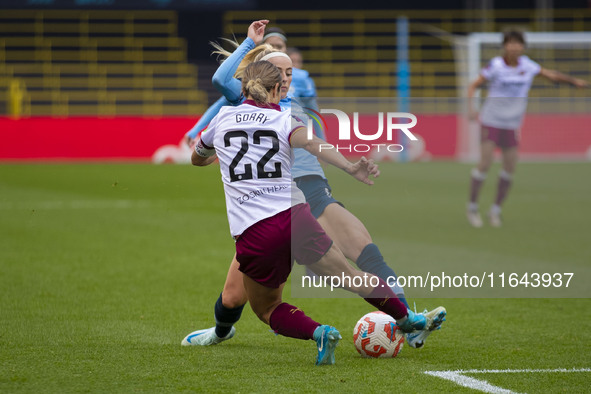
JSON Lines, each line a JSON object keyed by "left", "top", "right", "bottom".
{"left": 201, "top": 101, "right": 306, "bottom": 237}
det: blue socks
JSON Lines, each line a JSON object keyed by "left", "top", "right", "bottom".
{"left": 214, "top": 293, "right": 245, "bottom": 338}
{"left": 356, "top": 243, "right": 410, "bottom": 309}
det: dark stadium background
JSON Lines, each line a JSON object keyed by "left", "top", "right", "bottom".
{"left": 1, "top": 0, "right": 589, "bottom": 161}
{"left": 1, "top": 0, "right": 589, "bottom": 62}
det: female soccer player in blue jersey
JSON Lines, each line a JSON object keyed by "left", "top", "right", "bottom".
{"left": 182, "top": 20, "right": 446, "bottom": 349}
{"left": 190, "top": 60, "right": 436, "bottom": 365}
{"left": 262, "top": 27, "right": 318, "bottom": 111}
{"left": 466, "top": 29, "right": 587, "bottom": 228}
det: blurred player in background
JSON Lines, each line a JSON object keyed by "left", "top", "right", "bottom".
{"left": 264, "top": 29, "right": 318, "bottom": 111}
{"left": 286, "top": 47, "right": 303, "bottom": 68}
{"left": 190, "top": 60, "right": 439, "bottom": 365}
{"left": 466, "top": 29, "right": 587, "bottom": 228}
{"left": 182, "top": 20, "right": 446, "bottom": 350}
{"left": 286, "top": 46, "right": 318, "bottom": 116}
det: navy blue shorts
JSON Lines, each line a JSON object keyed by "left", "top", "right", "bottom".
{"left": 295, "top": 175, "right": 343, "bottom": 219}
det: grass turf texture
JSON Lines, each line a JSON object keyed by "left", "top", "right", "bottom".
{"left": 0, "top": 162, "right": 589, "bottom": 393}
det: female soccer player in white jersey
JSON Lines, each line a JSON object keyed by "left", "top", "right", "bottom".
{"left": 190, "top": 60, "right": 436, "bottom": 365}
{"left": 182, "top": 20, "right": 446, "bottom": 350}
{"left": 466, "top": 29, "right": 587, "bottom": 228}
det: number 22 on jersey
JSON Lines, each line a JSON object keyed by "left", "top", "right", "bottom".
{"left": 224, "top": 130, "right": 283, "bottom": 182}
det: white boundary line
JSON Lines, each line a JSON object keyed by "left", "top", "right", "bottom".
{"left": 424, "top": 368, "right": 590, "bottom": 393}
{"left": 425, "top": 371, "right": 518, "bottom": 394}
{"left": 0, "top": 199, "right": 199, "bottom": 210}
{"left": 457, "top": 368, "right": 591, "bottom": 374}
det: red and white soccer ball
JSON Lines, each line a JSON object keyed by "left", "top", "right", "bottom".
{"left": 353, "top": 311, "right": 405, "bottom": 358}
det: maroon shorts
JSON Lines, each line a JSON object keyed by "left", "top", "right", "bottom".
{"left": 235, "top": 203, "right": 333, "bottom": 288}
{"left": 481, "top": 126, "right": 518, "bottom": 148}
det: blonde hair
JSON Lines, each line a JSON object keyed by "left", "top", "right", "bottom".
{"left": 241, "top": 61, "right": 282, "bottom": 105}
{"left": 211, "top": 38, "right": 281, "bottom": 79}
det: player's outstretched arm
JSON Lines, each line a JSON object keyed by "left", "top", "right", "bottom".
{"left": 538, "top": 68, "right": 588, "bottom": 88}
{"left": 211, "top": 39, "right": 254, "bottom": 104}
{"left": 184, "top": 96, "right": 232, "bottom": 146}
{"left": 247, "top": 19, "right": 268, "bottom": 45}
{"left": 290, "top": 127, "right": 379, "bottom": 185}
{"left": 211, "top": 20, "right": 269, "bottom": 105}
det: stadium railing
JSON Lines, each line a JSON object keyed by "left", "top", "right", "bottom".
{"left": 225, "top": 9, "right": 591, "bottom": 99}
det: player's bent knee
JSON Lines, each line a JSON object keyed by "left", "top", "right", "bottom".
{"left": 478, "top": 157, "right": 493, "bottom": 170}
{"left": 252, "top": 308, "right": 269, "bottom": 324}
{"left": 347, "top": 235, "right": 372, "bottom": 259}
{"left": 222, "top": 288, "right": 248, "bottom": 309}
{"left": 222, "top": 291, "right": 248, "bottom": 308}
{"left": 251, "top": 301, "right": 281, "bottom": 325}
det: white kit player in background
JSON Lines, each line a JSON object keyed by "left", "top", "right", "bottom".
{"left": 478, "top": 54, "right": 540, "bottom": 131}
{"left": 466, "top": 29, "right": 587, "bottom": 228}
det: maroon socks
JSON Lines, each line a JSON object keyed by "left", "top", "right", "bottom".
{"left": 469, "top": 168, "right": 486, "bottom": 204}
{"left": 363, "top": 278, "right": 408, "bottom": 320}
{"left": 269, "top": 302, "right": 319, "bottom": 340}
{"left": 495, "top": 170, "right": 513, "bottom": 206}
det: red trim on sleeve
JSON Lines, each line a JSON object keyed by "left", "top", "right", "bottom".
{"left": 289, "top": 126, "right": 306, "bottom": 144}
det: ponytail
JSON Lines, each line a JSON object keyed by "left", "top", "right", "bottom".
{"left": 241, "top": 61, "right": 282, "bottom": 105}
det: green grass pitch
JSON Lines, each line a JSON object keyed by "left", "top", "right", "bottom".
{"left": 1, "top": 162, "right": 589, "bottom": 392}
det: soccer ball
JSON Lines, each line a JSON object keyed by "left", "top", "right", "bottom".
{"left": 353, "top": 311, "right": 404, "bottom": 358}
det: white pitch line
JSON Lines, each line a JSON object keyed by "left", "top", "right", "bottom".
{"left": 0, "top": 199, "right": 197, "bottom": 210}
{"left": 459, "top": 368, "right": 591, "bottom": 374}
{"left": 425, "top": 371, "right": 517, "bottom": 394}
{"left": 424, "top": 371, "right": 520, "bottom": 394}
{"left": 0, "top": 200, "right": 148, "bottom": 210}
{"left": 424, "top": 368, "right": 590, "bottom": 393}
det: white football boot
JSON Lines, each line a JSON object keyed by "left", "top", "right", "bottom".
{"left": 406, "top": 306, "right": 447, "bottom": 349}
{"left": 466, "top": 207, "right": 483, "bottom": 228}
{"left": 181, "top": 326, "right": 236, "bottom": 346}
{"left": 488, "top": 209, "right": 502, "bottom": 228}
